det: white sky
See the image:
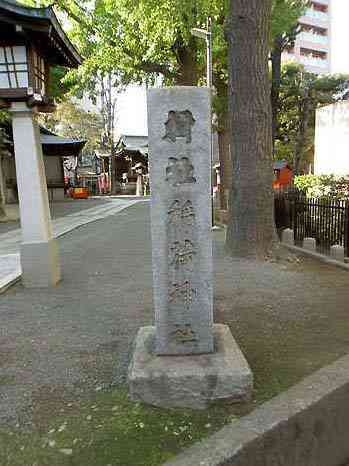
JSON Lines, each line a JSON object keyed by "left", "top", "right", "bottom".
{"left": 116, "top": 0, "right": 349, "bottom": 136}
{"left": 116, "top": 86, "right": 148, "bottom": 136}
{"left": 331, "top": 0, "right": 349, "bottom": 74}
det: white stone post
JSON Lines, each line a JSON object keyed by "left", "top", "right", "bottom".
{"left": 281, "top": 228, "right": 294, "bottom": 245}
{"left": 136, "top": 173, "right": 144, "bottom": 197}
{"left": 10, "top": 102, "right": 60, "bottom": 287}
{"left": 330, "top": 244, "right": 345, "bottom": 262}
{"left": 303, "top": 237, "right": 317, "bottom": 252}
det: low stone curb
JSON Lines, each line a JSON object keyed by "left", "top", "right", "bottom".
{"left": 0, "top": 254, "right": 21, "bottom": 294}
{"left": 282, "top": 243, "right": 349, "bottom": 272}
{"left": 0, "top": 268, "right": 21, "bottom": 294}
{"left": 165, "top": 354, "right": 349, "bottom": 466}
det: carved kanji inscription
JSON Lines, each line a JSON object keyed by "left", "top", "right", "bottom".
{"left": 163, "top": 110, "right": 195, "bottom": 143}
{"left": 168, "top": 200, "right": 195, "bottom": 226}
{"left": 165, "top": 157, "right": 196, "bottom": 187}
{"left": 168, "top": 280, "right": 197, "bottom": 310}
{"left": 170, "top": 240, "right": 196, "bottom": 268}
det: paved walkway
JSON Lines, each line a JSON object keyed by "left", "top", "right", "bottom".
{"left": 0, "top": 197, "right": 147, "bottom": 293}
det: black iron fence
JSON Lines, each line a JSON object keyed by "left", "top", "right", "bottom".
{"left": 275, "top": 190, "right": 349, "bottom": 256}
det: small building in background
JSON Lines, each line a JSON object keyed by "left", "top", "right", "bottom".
{"left": 314, "top": 101, "right": 349, "bottom": 176}
{"left": 115, "top": 134, "right": 148, "bottom": 194}
{"left": 1, "top": 126, "right": 85, "bottom": 202}
{"left": 273, "top": 160, "right": 293, "bottom": 189}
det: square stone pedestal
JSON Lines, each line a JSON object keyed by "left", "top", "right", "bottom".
{"left": 21, "top": 239, "right": 61, "bottom": 288}
{"left": 128, "top": 324, "right": 253, "bottom": 409}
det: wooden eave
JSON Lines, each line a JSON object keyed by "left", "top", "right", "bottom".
{"left": 0, "top": 0, "right": 82, "bottom": 68}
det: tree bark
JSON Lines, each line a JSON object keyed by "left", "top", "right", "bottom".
{"left": 294, "top": 89, "right": 310, "bottom": 175}
{"left": 173, "top": 37, "right": 198, "bottom": 86}
{"left": 225, "top": 0, "right": 275, "bottom": 259}
{"left": 271, "top": 35, "right": 283, "bottom": 156}
{"left": 217, "top": 115, "right": 231, "bottom": 211}
{"left": 215, "top": 76, "right": 231, "bottom": 212}
{"left": 101, "top": 73, "right": 118, "bottom": 194}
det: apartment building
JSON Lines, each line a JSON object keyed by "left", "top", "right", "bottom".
{"left": 282, "top": 0, "right": 331, "bottom": 74}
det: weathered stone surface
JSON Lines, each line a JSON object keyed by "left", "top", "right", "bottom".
{"left": 147, "top": 87, "right": 213, "bottom": 355}
{"left": 330, "top": 244, "right": 345, "bottom": 262}
{"left": 21, "top": 239, "right": 60, "bottom": 287}
{"left": 128, "top": 324, "right": 253, "bottom": 409}
{"left": 281, "top": 228, "right": 294, "bottom": 245}
{"left": 303, "top": 237, "right": 316, "bottom": 251}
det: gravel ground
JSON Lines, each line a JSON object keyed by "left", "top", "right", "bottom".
{"left": 1, "top": 202, "right": 349, "bottom": 431}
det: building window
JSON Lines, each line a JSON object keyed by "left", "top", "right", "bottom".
{"left": 0, "top": 46, "right": 28, "bottom": 89}
{"left": 311, "top": 2, "right": 328, "bottom": 14}
{"left": 32, "top": 49, "right": 46, "bottom": 94}
{"left": 300, "top": 48, "right": 327, "bottom": 60}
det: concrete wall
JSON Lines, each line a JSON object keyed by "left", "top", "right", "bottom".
{"left": 166, "top": 354, "right": 349, "bottom": 466}
{"left": 314, "top": 101, "right": 349, "bottom": 176}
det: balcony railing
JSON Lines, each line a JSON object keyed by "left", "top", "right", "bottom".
{"left": 299, "top": 32, "right": 328, "bottom": 46}
{"left": 305, "top": 8, "right": 329, "bottom": 22}
{"left": 300, "top": 55, "right": 328, "bottom": 69}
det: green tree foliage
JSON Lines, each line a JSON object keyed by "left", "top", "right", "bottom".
{"left": 294, "top": 174, "right": 349, "bottom": 200}
{"left": 60, "top": 0, "right": 226, "bottom": 91}
{"left": 49, "top": 67, "right": 77, "bottom": 102}
{"left": 276, "top": 63, "right": 349, "bottom": 173}
{"left": 271, "top": 0, "right": 306, "bottom": 39}
{"left": 39, "top": 100, "right": 104, "bottom": 155}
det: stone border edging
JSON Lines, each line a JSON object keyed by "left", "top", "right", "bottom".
{"left": 0, "top": 270, "right": 21, "bottom": 293}
{"left": 282, "top": 243, "right": 349, "bottom": 272}
{"left": 165, "top": 354, "right": 349, "bottom": 466}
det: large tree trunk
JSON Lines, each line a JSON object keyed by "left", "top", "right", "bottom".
{"left": 174, "top": 38, "right": 198, "bottom": 86}
{"left": 217, "top": 115, "right": 231, "bottom": 211}
{"left": 215, "top": 77, "right": 231, "bottom": 212}
{"left": 225, "top": 0, "right": 275, "bottom": 259}
{"left": 294, "top": 90, "right": 310, "bottom": 175}
{"left": 271, "top": 35, "right": 283, "bottom": 157}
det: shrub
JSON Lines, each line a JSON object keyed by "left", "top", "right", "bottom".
{"left": 294, "top": 174, "right": 349, "bottom": 200}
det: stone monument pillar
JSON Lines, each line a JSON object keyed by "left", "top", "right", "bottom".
{"left": 10, "top": 102, "right": 61, "bottom": 288}
{"left": 128, "top": 87, "right": 253, "bottom": 409}
{"left": 149, "top": 88, "right": 214, "bottom": 355}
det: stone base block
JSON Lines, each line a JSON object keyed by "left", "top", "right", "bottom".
{"left": 20, "top": 239, "right": 61, "bottom": 288}
{"left": 330, "top": 244, "right": 345, "bottom": 262}
{"left": 128, "top": 324, "right": 253, "bottom": 409}
{"left": 303, "top": 237, "right": 316, "bottom": 252}
{"left": 281, "top": 228, "right": 294, "bottom": 245}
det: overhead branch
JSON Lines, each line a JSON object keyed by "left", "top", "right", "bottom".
{"left": 53, "top": 1, "right": 96, "bottom": 35}
{"left": 136, "top": 61, "right": 174, "bottom": 78}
